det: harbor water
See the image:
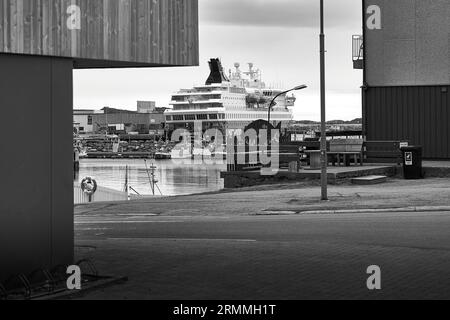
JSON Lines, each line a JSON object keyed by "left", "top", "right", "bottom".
{"left": 76, "top": 159, "right": 226, "bottom": 196}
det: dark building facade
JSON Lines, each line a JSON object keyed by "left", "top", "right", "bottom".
{"left": 0, "top": 0, "right": 198, "bottom": 283}
{"left": 93, "top": 107, "right": 165, "bottom": 134}
{"left": 362, "top": 0, "right": 450, "bottom": 159}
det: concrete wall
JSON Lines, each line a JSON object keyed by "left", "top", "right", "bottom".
{"left": 221, "top": 167, "right": 399, "bottom": 189}
{"left": 365, "top": 0, "right": 450, "bottom": 86}
{"left": 0, "top": 54, "right": 73, "bottom": 282}
{"left": 363, "top": 0, "right": 450, "bottom": 159}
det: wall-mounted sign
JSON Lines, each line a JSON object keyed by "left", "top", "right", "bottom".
{"left": 367, "top": 5, "right": 382, "bottom": 30}
{"left": 400, "top": 142, "right": 409, "bottom": 149}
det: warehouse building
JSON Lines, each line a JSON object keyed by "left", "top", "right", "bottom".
{"left": 73, "top": 109, "right": 99, "bottom": 133}
{"left": 359, "top": 0, "right": 450, "bottom": 159}
{"left": 92, "top": 107, "right": 165, "bottom": 135}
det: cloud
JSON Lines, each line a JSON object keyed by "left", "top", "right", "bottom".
{"left": 75, "top": 0, "right": 363, "bottom": 121}
{"left": 200, "top": 0, "right": 361, "bottom": 29}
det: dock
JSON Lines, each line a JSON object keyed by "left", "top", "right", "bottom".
{"left": 221, "top": 164, "right": 399, "bottom": 189}
{"left": 85, "top": 152, "right": 158, "bottom": 159}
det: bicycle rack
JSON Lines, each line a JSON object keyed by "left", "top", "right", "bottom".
{"left": 28, "top": 268, "right": 56, "bottom": 293}
{"left": 3, "top": 274, "right": 32, "bottom": 299}
{"left": 76, "top": 259, "right": 99, "bottom": 277}
{"left": 50, "top": 264, "right": 69, "bottom": 284}
{"left": 1, "top": 260, "right": 107, "bottom": 299}
{"left": 0, "top": 283, "right": 7, "bottom": 300}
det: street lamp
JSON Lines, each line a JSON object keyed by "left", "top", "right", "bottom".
{"left": 320, "top": 0, "right": 328, "bottom": 200}
{"left": 267, "top": 85, "right": 307, "bottom": 125}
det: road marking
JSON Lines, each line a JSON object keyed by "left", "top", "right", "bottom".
{"left": 75, "top": 220, "right": 186, "bottom": 224}
{"left": 115, "top": 213, "right": 159, "bottom": 217}
{"left": 106, "top": 237, "right": 257, "bottom": 242}
{"left": 259, "top": 211, "right": 297, "bottom": 215}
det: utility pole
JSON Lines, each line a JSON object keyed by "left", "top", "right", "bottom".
{"left": 320, "top": 0, "right": 328, "bottom": 200}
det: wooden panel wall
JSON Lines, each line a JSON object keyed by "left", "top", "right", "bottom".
{"left": 0, "top": 0, "right": 199, "bottom": 68}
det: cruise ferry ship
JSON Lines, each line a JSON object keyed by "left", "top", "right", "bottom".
{"left": 165, "top": 59, "right": 296, "bottom": 136}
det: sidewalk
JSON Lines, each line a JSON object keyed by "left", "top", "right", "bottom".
{"left": 75, "top": 177, "right": 450, "bottom": 216}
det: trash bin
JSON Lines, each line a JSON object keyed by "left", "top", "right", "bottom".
{"left": 401, "top": 146, "right": 423, "bottom": 179}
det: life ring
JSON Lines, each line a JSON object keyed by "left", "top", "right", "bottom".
{"left": 81, "top": 177, "right": 97, "bottom": 195}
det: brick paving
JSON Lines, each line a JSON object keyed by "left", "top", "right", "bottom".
{"left": 74, "top": 212, "right": 450, "bottom": 300}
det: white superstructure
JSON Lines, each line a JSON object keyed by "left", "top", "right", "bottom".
{"left": 165, "top": 59, "right": 295, "bottom": 132}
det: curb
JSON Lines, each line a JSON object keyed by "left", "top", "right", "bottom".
{"left": 33, "top": 276, "right": 128, "bottom": 300}
{"left": 299, "top": 206, "right": 450, "bottom": 215}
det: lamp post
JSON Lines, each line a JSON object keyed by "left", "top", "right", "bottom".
{"left": 267, "top": 85, "right": 307, "bottom": 125}
{"left": 320, "top": 0, "right": 328, "bottom": 200}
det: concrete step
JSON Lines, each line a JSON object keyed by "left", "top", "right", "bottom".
{"left": 351, "top": 175, "right": 387, "bottom": 185}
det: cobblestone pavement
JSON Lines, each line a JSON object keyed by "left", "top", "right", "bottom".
{"left": 75, "top": 211, "right": 450, "bottom": 300}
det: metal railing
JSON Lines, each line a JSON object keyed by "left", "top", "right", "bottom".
{"left": 74, "top": 184, "right": 128, "bottom": 204}
{"left": 352, "top": 35, "right": 364, "bottom": 59}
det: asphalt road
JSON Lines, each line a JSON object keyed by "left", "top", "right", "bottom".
{"left": 75, "top": 211, "right": 450, "bottom": 300}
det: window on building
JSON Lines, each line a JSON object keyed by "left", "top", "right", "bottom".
{"left": 173, "top": 115, "right": 184, "bottom": 121}
{"left": 87, "top": 115, "right": 93, "bottom": 125}
{"left": 209, "top": 114, "right": 218, "bottom": 120}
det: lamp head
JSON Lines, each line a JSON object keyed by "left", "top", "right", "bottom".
{"left": 293, "top": 85, "right": 308, "bottom": 91}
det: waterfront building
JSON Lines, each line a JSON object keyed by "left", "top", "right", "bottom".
{"left": 0, "top": 0, "right": 198, "bottom": 283}
{"left": 137, "top": 101, "right": 157, "bottom": 113}
{"left": 359, "top": 0, "right": 450, "bottom": 159}
{"left": 73, "top": 109, "right": 105, "bottom": 134}
{"left": 92, "top": 107, "right": 166, "bottom": 135}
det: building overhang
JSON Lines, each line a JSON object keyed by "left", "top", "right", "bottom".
{"left": 0, "top": 0, "right": 199, "bottom": 69}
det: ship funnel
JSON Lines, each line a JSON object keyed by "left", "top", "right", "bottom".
{"left": 205, "top": 58, "right": 230, "bottom": 85}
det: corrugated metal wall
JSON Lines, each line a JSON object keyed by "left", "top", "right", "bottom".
{"left": 364, "top": 85, "right": 450, "bottom": 159}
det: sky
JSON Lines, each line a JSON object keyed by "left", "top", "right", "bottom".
{"left": 73, "top": 0, "right": 363, "bottom": 121}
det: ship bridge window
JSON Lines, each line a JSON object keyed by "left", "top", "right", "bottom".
{"left": 230, "top": 87, "right": 245, "bottom": 94}
{"left": 209, "top": 114, "right": 218, "bottom": 120}
{"left": 197, "top": 114, "right": 208, "bottom": 120}
{"left": 185, "top": 114, "right": 196, "bottom": 121}
{"left": 172, "top": 94, "right": 222, "bottom": 102}
{"left": 173, "top": 115, "right": 184, "bottom": 121}
{"left": 166, "top": 116, "right": 172, "bottom": 121}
